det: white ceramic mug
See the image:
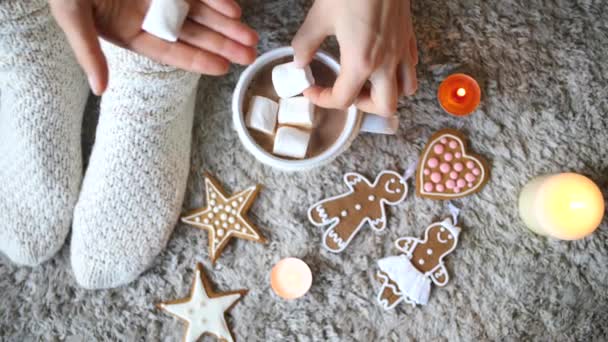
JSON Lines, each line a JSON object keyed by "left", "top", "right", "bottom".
{"left": 232, "top": 47, "right": 398, "bottom": 172}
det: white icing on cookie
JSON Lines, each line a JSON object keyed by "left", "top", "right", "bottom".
{"left": 159, "top": 269, "right": 243, "bottom": 342}
{"left": 180, "top": 176, "right": 265, "bottom": 262}
{"left": 308, "top": 170, "right": 409, "bottom": 253}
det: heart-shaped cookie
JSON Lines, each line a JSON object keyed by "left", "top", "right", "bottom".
{"left": 416, "top": 129, "right": 489, "bottom": 199}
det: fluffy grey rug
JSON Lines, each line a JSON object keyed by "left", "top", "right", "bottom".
{"left": 1, "top": 0, "right": 607, "bottom": 340}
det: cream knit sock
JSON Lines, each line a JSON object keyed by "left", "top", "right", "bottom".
{"left": 71, "top": 42, "right": 199, "bottom": 289}
{"left": 0, "top": 0, "right": 88, "bottom": 266}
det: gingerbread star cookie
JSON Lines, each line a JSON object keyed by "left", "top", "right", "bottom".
{"left": 375, "top": 217, "right": 461, "bottom": 310}
{"left": 182, "top": 173, "right": 266, "bottom": 263}
{"left": 308, "top": 170, "right": 408, "bottom": 253}
{"left": 417, "top": 128, "right": 490, "bottom": 199}
{"left": 158, "top": 263, "right": 247, "bottom": 342}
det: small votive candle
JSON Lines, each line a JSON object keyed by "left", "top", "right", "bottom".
{"left": 270, "top": 257, "right": 312, "bottom": 300}
{"left": 437, "top": 73, "right": 481, "bottom": 116}
{"left": 519, "top": 173, "right": 605, "bottom": 240}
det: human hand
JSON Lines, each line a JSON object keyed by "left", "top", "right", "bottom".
{"left": 49, "top": 0, "right": 259, "bottom": 95}
{"left": 292, "top": 0, "right": 418, "bottom": 116}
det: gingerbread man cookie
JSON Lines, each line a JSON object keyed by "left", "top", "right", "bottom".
{"left": 308, "top": 171, "right": 408, "bottom": 253}
{"left": 181, "top": 173, "right": 266, "bottom": 263}
{"left": 158, "top": 263, "right": 247, "bottom": 342}
{"left": 417, "top": 129, "right": 490, "bottom": 199}
{"left": 376, "top": 217, "right": 460, "bottom": 309}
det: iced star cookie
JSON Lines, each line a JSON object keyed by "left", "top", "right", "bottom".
{"left": 375, "top": 217, "right": 460, "bottom": 310}
{"left": 308, "top": 171, "right": 408, "bottom": 253}
{"left": 182, "top": 173, "right": 266, "bottom": 263}
{"left": 417, "top": 129, "right": 489, "bottom": 199}
{"left": 158, "top": 263, "right": 247, "bottom": 342}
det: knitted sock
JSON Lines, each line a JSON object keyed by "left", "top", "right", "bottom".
{"left": 71, "top": 42, "right": 199, "bottom": 289}
{"left": 0, "top": 0, "right": 88, "bottom": 266}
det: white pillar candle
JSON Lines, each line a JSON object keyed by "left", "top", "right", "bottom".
{"left": 518, "top": 173, "right": 604, "bottom": 240}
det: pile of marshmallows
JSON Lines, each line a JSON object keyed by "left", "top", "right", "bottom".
{"left": 246, "top": 62, "right": 316, "bottom": 159}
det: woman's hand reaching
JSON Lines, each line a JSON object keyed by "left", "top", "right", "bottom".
{"left": 292, "top": 0, "right": 418, "bottom": 116}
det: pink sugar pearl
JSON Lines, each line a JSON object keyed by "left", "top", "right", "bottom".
{"left": 423, "top": 168, "right": 430, "bottom": 175}
{"left": 465, "top": 173, "right": 476, "bottom": 182}
{"left": 468, "top": 182, "right": 474, "bottom": 188}
{"left": 434, "top": 144, "right": 445, "bottom": 154}
{"left": 424, "top": 182, "right": 434, "bottom": 192}
{"left": 473, "top": 168, "right": 481, "bottom": 176}
{"left": 466, "top": 161, "right": 475, "bottom": 169}
{"left": 457, "top": 179, "right": 466, "bottom": 188}
{"left": 449, "top": 171, "right": 458, "bottom": 180}
{"left": 440, "top": 163, "right": 451, "bottom": 173}
{"left": 431, "top": 172, "right": 442, "bottom": 183}
{"left": 455, "top": 152, "right": 462, "bottom": 158}
{"left": 440, "top": 137, "right": 447, "bottom": 144}
{"left": 446, "top": 180, "right": 455, "bottom": 189}
{"left": 444, "top": 153, "right": 453, "bottom": 161}
{"left": 436, "top": 184, "right": 445, "bottom": 192}
{"left": 454, "top": 162, "right": 464, "bottom": 172}
{"left": 449, "top": 140, "right": 458, "bottom": 149}
{"left": 427, "top": 157, "right": 439, "bottom": 168}
{"left": 453, "top": 187, "right": 461, "bottom": 193}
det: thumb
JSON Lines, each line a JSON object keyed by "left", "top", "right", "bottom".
{"left": 50, "top": 0, "right": 108, "bottom": 95}
{"left": 291, "top": 6, "right": 329, "bottom": 67}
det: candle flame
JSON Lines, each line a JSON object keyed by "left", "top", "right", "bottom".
{"left": 456, "top": 88, "right": 467, "bottom": 97}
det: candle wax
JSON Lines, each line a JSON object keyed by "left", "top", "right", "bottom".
{"left": 270, "top": 257, "right": 312, "bottom": 300}
{"left": 438, "top": 73, "right": 481, "bottom": 116}
{"left": 519, "top": 173, "right": 604, "bottom": 240}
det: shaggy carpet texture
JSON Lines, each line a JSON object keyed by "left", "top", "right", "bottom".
{"left": 1, "top": 0, "right": 607, "bottom": 340}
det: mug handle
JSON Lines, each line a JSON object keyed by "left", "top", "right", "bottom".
{"left": 359, "top": 113, "right": 399, "bottom": 135}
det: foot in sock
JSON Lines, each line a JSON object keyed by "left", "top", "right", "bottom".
{"left": 0, "top": 0, "right": 88, "bottom": 266}
{"left": 71, "top": 42, "right": 199, "bottom": 289}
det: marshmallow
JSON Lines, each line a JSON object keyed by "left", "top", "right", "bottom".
{"left": 272, "top": 62, "right": 315, "bottom": 98}
{"left": 245, "top": 96, "right": 279, "bottom": 135}
{"left": 273, "top": 127, "right": 311, "bottom": 159}
{"left": 142, "top": 0, "right": 190, "bottom": 42}
{"left": 278, "top": 96, "right": 315, "bottom": 128}
{"left": 360, "top": 114, "right": 400, "bottom": 135}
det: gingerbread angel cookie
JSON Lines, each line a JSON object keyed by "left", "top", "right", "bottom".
{"left": 376, "top": 217, "right": 461, "bottom": 309}
{"left": 308, "top": 170, "right": 408, "bottom": 253}
{"left": 417, "top": 129, "right": 490, "bottom": 200}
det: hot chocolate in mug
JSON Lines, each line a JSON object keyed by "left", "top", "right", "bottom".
{"left": 232, "top": 47, "right": 398, "bottom": 172}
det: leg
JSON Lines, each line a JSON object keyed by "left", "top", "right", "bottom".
{"left": 0, "top": 0, "right": 88, "bottom": 266}
{"left": 70, "top": 42, "right": 199, "bottom": 289}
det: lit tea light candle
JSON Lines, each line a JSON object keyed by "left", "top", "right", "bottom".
{"left": 437, "top": 73, "right": 481, "bottom": 116}
{"left": 270, "top": 257, "right": 312, "bottom": 299}
{"left": 519, "top": 173, "right": 605, "bottom": 240}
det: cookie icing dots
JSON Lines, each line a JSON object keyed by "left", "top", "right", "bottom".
{"left": 308, "top": 170, "right": 409, "bottom": 253}
{"left": 416, "top": 129, "right": 490, "bottom": 200}
{"left": 158, "top": 264, "right": 247, "bottom": 342}
{"left": 181, "top": 173, "right": 266, "bottom": 263}
{"left": 375, "top": 217, "right": 461, "bottom": 310}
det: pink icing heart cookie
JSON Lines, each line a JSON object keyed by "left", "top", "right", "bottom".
{"left": 416, "top": 129, "right": 490, "bottom": 199}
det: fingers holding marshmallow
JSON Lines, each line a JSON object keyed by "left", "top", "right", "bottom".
{"left": 272, "top": 61, "right": 316, "bottom": 98}
{"left": 142, "top": 0, "right": 190, "bottom": 42}
{"left": 141, "top": 0, "right": 258, "bottom": 71}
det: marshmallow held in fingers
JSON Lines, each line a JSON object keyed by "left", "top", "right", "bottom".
{"left": 272, "top": 62, "right": 315, "bottom": 98}
{"left": 245, "top": 96, "right": 279, "bottom": 135}
{"left": 142, "top": 0, "right": 190, "bottom": 42}
{"left": 278, "top": 96, "right": 315, "bottom": 128}
{"left": 273, "top": 127, "right": 311, "bottom": 159}
{"left": 360, "top": 114, "right": 400, "bottom": 135}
